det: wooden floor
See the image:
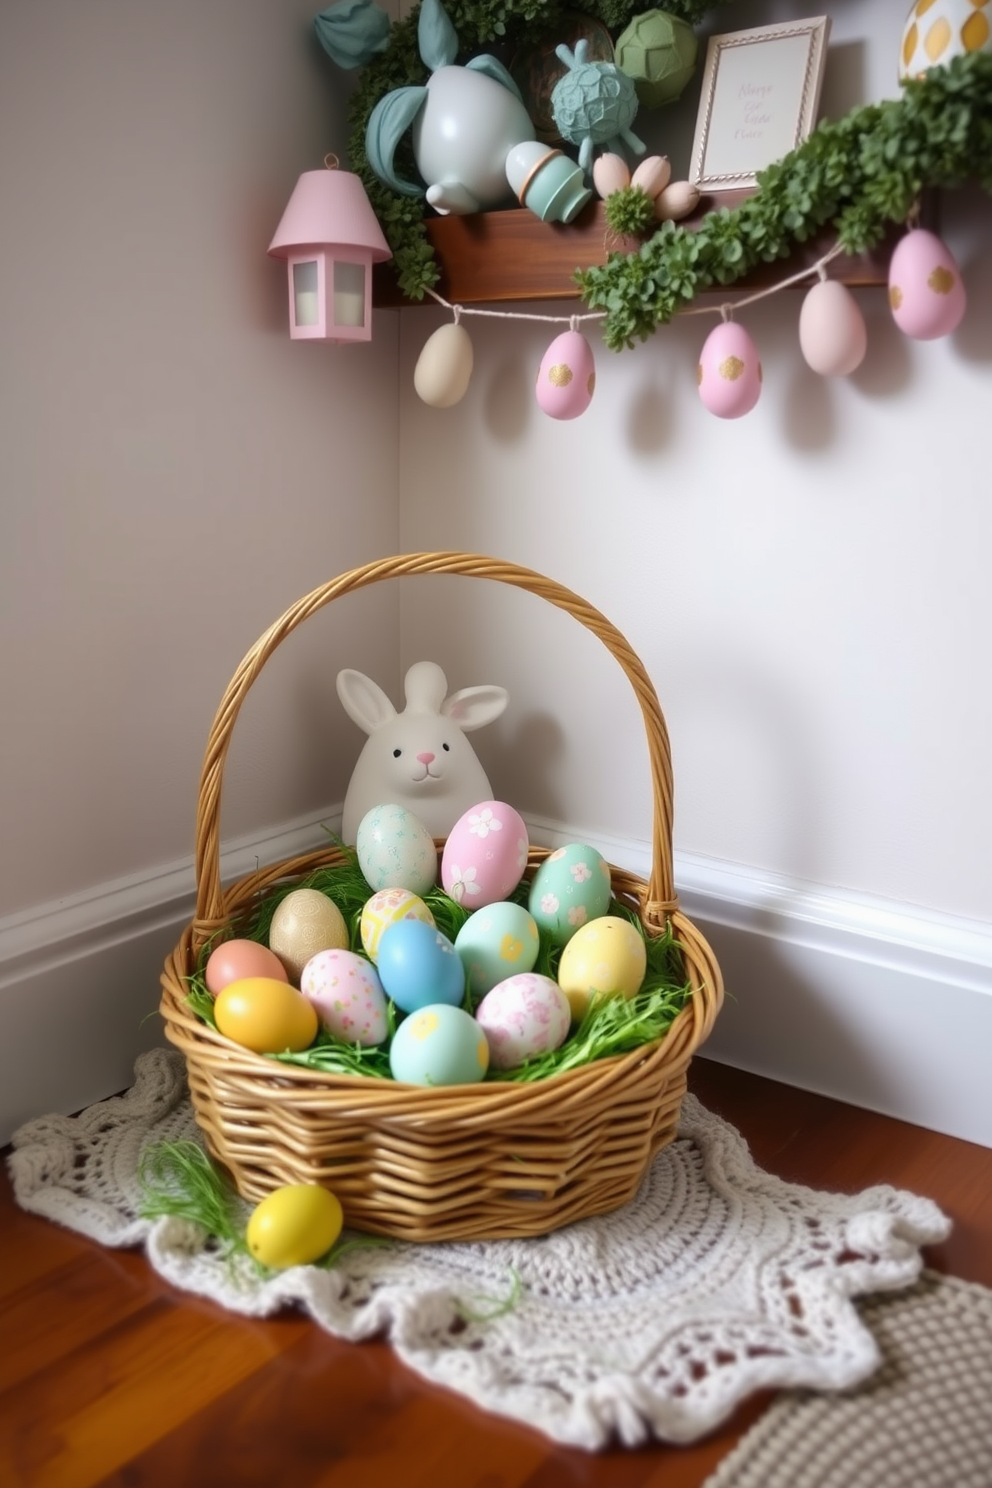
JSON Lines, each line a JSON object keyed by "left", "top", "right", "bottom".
{"left": 3, "top": 1057, "right": 991, "bottom": 1488}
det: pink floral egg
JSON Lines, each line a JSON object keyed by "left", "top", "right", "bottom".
{"left": 300, "top": 948, "right": 389, "bottom": 1046}
{"left": 476, "top": 973, "right": 572, "bottom": 1070}
{"left": 441, "top": 800, "right": 529, "bottom": 909}
{"left": 888, "top": 228, "right": 966, "bottom": 341}
{"left": 535, "top": 330, "right": 596, "bottom": 420}
{"left": 697, "top": 320, "right": 762, "bottom": 419}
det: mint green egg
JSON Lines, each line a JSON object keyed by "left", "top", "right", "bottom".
{"left": 528, "top": 844, "right": 612, "bottom": 946}
{"left": 454, "top": 901, "right": 541, "bottom": 998}
{"left": 389, "top": 1003, "right": 490, "bottom": 1087}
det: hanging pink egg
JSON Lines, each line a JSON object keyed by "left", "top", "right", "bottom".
{"left": 798, "top": 279, "right": 868, "bottom": 377}
{"left": 536, "top": 330, "right": 596, "bottom": 420}
{"left": 697, "top": 321, "right": 762, "bottom": 419}
{"left": 888, "top": 228, "right": 966, "bottom": 341}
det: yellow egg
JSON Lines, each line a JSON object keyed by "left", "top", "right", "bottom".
{"left": 268, "top": 888, "right": 348, "bottom": 982}
{"left": 246, "top": 1184, "right": 344, "bottom": 1268}
{"left": 556, "top": 915, "right": 647, "bottom": 1022}
{"left": 360, "top": 887, "right": 436, "bottom": 963}
{"left": 214, "top": 976, "right": 318, "bottom": 1053}
{"left": 414, "top": 322, "right": 474, "bottom": 408}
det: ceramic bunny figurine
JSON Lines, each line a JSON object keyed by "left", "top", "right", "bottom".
{"left": 337, "top": 661, "right": 508, "bottom": 842}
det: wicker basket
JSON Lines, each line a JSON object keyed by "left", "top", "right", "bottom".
{"left": 159, "top": 552, "right": 724, "bottom": 1243}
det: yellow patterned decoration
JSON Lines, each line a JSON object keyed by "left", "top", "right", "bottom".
{"left": 899, "top": 0, "right": 992, "bottom": 81}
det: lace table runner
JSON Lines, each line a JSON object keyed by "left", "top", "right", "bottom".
{"left": 8, "top": 1048, "right": 951, "bottom": 1452}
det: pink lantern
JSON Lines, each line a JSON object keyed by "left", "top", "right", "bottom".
{"left": 268, "top": 157, "right": 392, "bottom": 343}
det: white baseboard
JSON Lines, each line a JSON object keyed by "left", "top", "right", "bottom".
{"left": 3, "top": 809, "right": 990, "bottom": 1149}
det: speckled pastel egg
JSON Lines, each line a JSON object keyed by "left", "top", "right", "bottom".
{"left": 899, "top": 0, "right": 992, "bottom": 83}
{"left": 389, "top": 1003, "right": 490, "bottom": 1086}
{"left": 204, "top": 938, "right": 289, "bottom": 996}
{"left": 300, "top": 948, "right": 389, "bottom": 1046}
{"left": 535, "top": 330, "right": 596, "bottom": 420}
{"left": 441, "top": 801, "right": 529, "bottom": 909}
{"left": 697, "top": 320, "right": 762, "bottom": 419}
{"left": 268, "top": 888, "right": 349, "bottom": 983}
{"left": 376, "top": 918, "right": 465, "bottom": 1014}
{"left": 359, "top": 887, "right": 436, "bottom": 963}
{"left": 454, "top": 901, "right": 541, "bottom": 998}
{"left": 527, "top": 844, "right": 612, "bottom": 946}
{"left": 888, "top": 228, "right": 966, "bottom": 341}
{"left": 556, "top": 915, "right": 648, "bottom": 1022}
{"left": 475, "top": 973, "right": 572, "bottom": 1070}
{"left": 355, "top": 803, "right": 438, "bottom": 896}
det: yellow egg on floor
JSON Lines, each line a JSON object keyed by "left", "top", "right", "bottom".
{"left": 246, "top": 1184, "right": 343, "bottom": 1269}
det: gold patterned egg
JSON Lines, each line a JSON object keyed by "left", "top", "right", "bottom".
{"left": 535, "top": 329, "right": 596, "bottom": 420}
{"left": 899, "top": 0, "right": 992, "bottom": 81}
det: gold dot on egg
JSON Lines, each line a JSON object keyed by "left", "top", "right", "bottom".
{"left": 924, "top": 17, "right": 952, "bottom": 61}
{"left": 903, "top": 23, "right": 919, "bottom": 65}
{"left": 587, "top": 372, "right": 596, "bottom": 394}
{"left": 963, "top": 14, "right": 990, "bottom": 51}
{"left": 548, "top": 363, "right": 574, "bottom": 387}
{"left": 758, "top": 361, "right": 764, "bottom": 383}
{"left": 889, "top": 285, "right": 904, "bottom": 311}
{"left": 929, "top": 266, "right": 957, "bottom": 295}
{"left": 696, "top": 363, "right": 704, "bottom": 385}
{"left": 718, "top": 355, "right": 745, "bottom": 382}
{"left": 915, "top": 0, "right": 937, "bottom": 14}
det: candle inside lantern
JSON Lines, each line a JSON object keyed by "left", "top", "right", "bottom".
{"left": 293, "top": 261, "right": 320, "bottom": 327}
{"left": 333, "top": 261, "right": 366, "bottom": 328}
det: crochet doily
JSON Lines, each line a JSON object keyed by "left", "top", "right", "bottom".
{"left": 8, "top": 1048, "right": 951, "bottom": 1452}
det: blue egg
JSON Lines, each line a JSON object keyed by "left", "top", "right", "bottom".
{"left": 389, "top": 1003, "right": 490, "bottom": 1086}
{"left": 376, "top": 919, "right": 465, "bottom": 1014}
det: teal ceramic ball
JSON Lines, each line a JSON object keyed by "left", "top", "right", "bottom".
{"left": 615, "top": 9, "right": 699, "bottom": 108}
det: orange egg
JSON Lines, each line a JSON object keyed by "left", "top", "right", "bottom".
{"left": 213, "top": 976, "right": 318, "bottom": 1054}
{"left": 205, "top": 939, "right": 289, "bottom": 996}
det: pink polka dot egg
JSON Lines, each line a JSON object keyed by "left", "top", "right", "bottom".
{"left": 300, "top": 948, "right": 389, "bottom": 1046}
{"left": 535, "top": 329, "right": 596, "bottom": 420}
{"left": 697, "top": 320, "right": 762, "bottom": 419}
{"left": 888, "top": 228, "right": 966, "bottom": 341}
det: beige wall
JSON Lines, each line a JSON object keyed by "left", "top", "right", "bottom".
{"left": 0, "top": 0, "right": 401, "bottom": 918}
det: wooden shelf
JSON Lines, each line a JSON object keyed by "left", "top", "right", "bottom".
{"left": 374, "top": 189, "right": 910, "bottom": 308}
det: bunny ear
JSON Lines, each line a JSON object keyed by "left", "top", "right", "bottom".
{"left": 443, "top": 685, "right": 508, "bottom": 732}
{"left": 337, "top": 669, "right": 397, "bottom": 734}
{"left": 403, "top": 661, "right": 448, "bottom": 714}
{"left": 365, "top": 85, "right": 429, "bottom": 198}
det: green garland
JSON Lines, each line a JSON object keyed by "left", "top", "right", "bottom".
{"left": 341, "top": 0, "right": 992, "bottom": 351}
{"left": 580, "top": 50, "right": 992, "bottom": 350}
{"left": 344, "top": 0, "right": 741, "bottom": 298}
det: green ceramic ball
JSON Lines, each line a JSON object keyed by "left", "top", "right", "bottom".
{"left": 615, "top": 9, "right": 699, "bottom": 108}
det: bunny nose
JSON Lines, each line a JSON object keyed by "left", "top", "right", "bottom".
{"left": 416, "top": 752, "right": 436, "bottom": 765}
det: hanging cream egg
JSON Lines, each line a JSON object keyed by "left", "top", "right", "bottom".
{"left": 798, "top": 279, "right": 868, "bottom": 377}
{"left": 888, "top": 228, "right": 966, "bottom": 340}
{"left": 898, "top": 0, "right": 992, "bottom": 82}
{"left": 536, "top": 329, "right": 596, "bottom": 420}
{"left": 592, "top": 153, "right": 630, "bottom": 200}
{"left": 697, "top": 321, "right": 762, "bottom": 419}
{"left": 414, "top": 322, "right": 474, "bottom": 408}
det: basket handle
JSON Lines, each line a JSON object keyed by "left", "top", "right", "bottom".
{"left": 193, "top": 552, "right": 678, "bottom": 934}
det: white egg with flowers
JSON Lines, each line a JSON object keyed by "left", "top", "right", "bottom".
{"left": 476, "top": 972, "right": 572, "bottom": 1070}
{"left": 355, "top": 802, "right": 438, "bottom": 895}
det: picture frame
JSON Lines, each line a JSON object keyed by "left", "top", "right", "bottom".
{"left": 689, "top": 17, "right": 832, "bottom": 192}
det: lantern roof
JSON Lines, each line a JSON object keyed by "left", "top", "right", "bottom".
{"left": 268, "top": 165, "right": 392, "bottom": 262}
